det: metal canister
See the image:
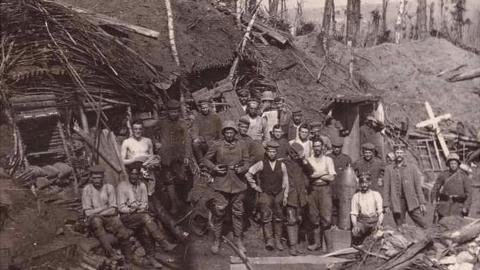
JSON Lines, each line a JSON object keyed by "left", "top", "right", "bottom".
{"left": 337, "top": 164, "right": 357, "bottom": 230}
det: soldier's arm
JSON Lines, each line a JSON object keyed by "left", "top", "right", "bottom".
{"left": 464, "top": 175, "right": 473, "bottom": 211}
{"left": 116, "top": 183, "right": 132, "bottom": 214}
{"left": 202, "top": 142, "right": 218, "bottom": 169}
{"left": 412, "top": 166, "right": 427, "bottom": 205}
{"left": 245, "top": 161, "right": 263, "bottom": 187}
{"left": 281, "top": 163, "right": 289, "bottom": 193}
{"left": 383, "top": 168, "right": 391, "bottom": 209}
{"left": 138, "top": 183, "right": 149, "bottom": 212}
{"left": 98, "top": 185, "right": 117, "bottom": 216}
{"left": 431, "top": 175, "right": 445, "bottom": 203}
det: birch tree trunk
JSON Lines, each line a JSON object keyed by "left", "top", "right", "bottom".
{"left": 346, "top": 0, "right": 361, "bottom": 45}
{"left": 428, "top": 1, "right": 435, "bottom": 35}
{"left": 395, "top": 0, "right": 407, "bottom": 43}
{"left": 165, "top": 0, "right": 180, "bottom": 66}
{"left": 381, "top": 0, "right": 389, "bottom": 37}
{"left": 322, "top": 0, "right": 335, "bottom": 35}
{"left": 416, "top": 0, "right": 427, "bottom": 39}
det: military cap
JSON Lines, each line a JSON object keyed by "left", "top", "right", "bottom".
{"left": 166, "top": 99, "right": 181, "bottom": 109}
{"left": 221, "top": 120, "right": 238, "bottom": 133}
{"left": 361, "top": 143, "right": 376, "bottom": 150}
{"left": 292, "top": 109, "right": 303, "bottom": 114}
{"left": 126, "top": 161, "right": 143, "bottom": 172}
{"left": 261, "top": 91, "right": 275, "bottom": 101}
{"left": 264, "top": 140, "right": 280, "bottom": 149}
{"left": 289, "top": 142, "right": 304, "bottom": 156}
{"left": 238, "top": 115, "right": 250, "bottom": 126}
{"left": 237, "top": 88, "right": 250, "bottom": 97}
{"left": 331, "top": 136, "right": 344, "bottom": 147}
{"left": 358, "top": 172, "right": 372, "bottom": 182}
{"left": 89, "top": 165, "right": 105, "bottom": 173}
{"left": 393, "top": 143, "right": 406, "bottom": 150}
{"left": 197, "top": 99, "right": 211, "bottom": 105}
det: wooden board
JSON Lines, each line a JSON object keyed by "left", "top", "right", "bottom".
{"left": 230, "top": 255, "right": 354, "bottom": 265}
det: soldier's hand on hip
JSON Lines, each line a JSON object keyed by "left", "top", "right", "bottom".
{"left": 419, "top": 204, "right": 427, "bottom": 215}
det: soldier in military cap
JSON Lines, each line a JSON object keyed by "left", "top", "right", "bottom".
{"left": 351, "top": 172, "right": 384, "bottom": 245}
{"left": 431, "top": 153, "right": 472, "bottom": 221}
{"left": 246, "top": 140, "right": 289, "bottom": 251}
{"left": 328, "top": 137, "right": 352, "bottom": 226}
{"left": 203, "top": 120, "right": 250, "bottom": 254}
{"left": 191, "top": 99, "right": 222, "bottom": 162}
{"left": 283, "top": 109, "right": 305, "bottom": 141}
{"left": 353, "top": 143, "right": 386, "bottom": 195}
{"left": 154, "top": 99, "right": 191, "bottom": 215}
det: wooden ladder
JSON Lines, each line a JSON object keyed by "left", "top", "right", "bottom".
{"left": 416, "top": 138, "right": 443, "bottom": 172}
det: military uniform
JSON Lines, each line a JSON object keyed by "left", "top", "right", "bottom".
{"left": 432, "top": 155, "right": 472, "bottom": 220}
{"left": 203, "top": 121, "right": 250, "bottom": 254}
{"left": 353, "top": 143, "right": 385, "bottom": 194}
{"left": 191, "top": 102, "right": 222, "bottom": 161}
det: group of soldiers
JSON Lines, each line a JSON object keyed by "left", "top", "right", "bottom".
{"left": 81, "top": 90, "right": 474, "bottom": 268}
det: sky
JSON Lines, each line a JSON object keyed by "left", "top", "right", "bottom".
{"left": 285, "top": 0, "right": 480, "bottom": 10}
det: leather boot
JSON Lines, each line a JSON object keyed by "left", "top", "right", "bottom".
{"left": 324, "top": 228, "right": 334, "bottom": 253}
{"left": 307, "top": 227, "right": 321, "bottom": 251}
{"left": 263, "top": 223, "right": 275, "bottom": 251}
{"left": 287, "top": 225, "right": 298, "bottom": 256}
{"left": 274, "top": 222, "right": 284, "bottom": 251}
{"left": 234, "top": 236, "right": 247, "bottom": 254}
{"left": 211, "top": 220, "right": 222, "bottom": 254}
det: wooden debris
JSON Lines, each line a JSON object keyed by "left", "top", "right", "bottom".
{"left": 352, "top": 245, "right": 389, "bottom": 260}
{"left": 49, "top": 2, "right": 160, "bottom": 39}
{"left": 436, "top": 64, "right": 467, "bottom": 77}
{"left": 240, "top": 15, "right": 289, "bottom": 45}
{"left": 444, "top": 219, "right": 480, "bottom": 246}
{"left": 447, "top": 67, "right": 480, "bottom": 82}
{"left": 223, "top": 236, "right": 253, "bottom": 270}
{"left": 230, "top": 255, "right": 354, "bottom": 265}
{"left": 378, "top": 237, "right": 431, "bottom": 270}
{"left": 416, "top": 113, "right": 451, "bottom": 128}
{"left": 422, "top": 102, "right": 450, "bottom": 158}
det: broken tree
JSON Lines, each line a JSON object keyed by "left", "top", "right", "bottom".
{"left": 346, "top": 0, "right": 361, "bottom": 45}
{"left": 416, "top": 0, "right": 427, "bottom": 39}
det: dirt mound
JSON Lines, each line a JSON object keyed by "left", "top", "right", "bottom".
{"left": 336, "top": 38, "right": 480, "bottom": 131}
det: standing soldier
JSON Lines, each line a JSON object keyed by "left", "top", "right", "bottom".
{"left": 203, "top": 121, "right": 250, "bottom": 254}
{"left": 269, "top": 124, "right": 290, "bottom": 159}
{"left": 283, "top": 142, "right": 310, "bottom": 255}
{"left": 353, "top": 143, "right": 385, "bottom": 195}
{"left": 289, "top": 123, "right": 313, "bottom": 158}
{"left": 284, "top": 109, "right": 305, "bottom": 141}
{"left": 237, "top": 89, "right": 251, "bottom": 112}
{"left": 246, "top": 141, "right": 289, "bottom": 251}
{"left": 328, "top": 137, "right": 352, "bottom": 226}
{"left": 383, "top": 144, "right": 428, "bottom": 228}
{"left": 237, "top": 116, "right": 256, "bottom": 162}
{"left": 306, "top": 139, "right": 336, "bottom": 252}
{"left": 245, "top": 100, "right": 268, "bottom": 161}
{"left": 154, "top": 99, "right": 190, "bottom": 215}
{"left": 191, "top": 99, "right": 222, "bottom": 162}
{"left": 431, "top": 153, "right": 472, "bottom": 221}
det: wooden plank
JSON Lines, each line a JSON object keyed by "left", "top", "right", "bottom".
{"left": 49, "top": 1, "right": 160, "bottom": 38}
{"left": 415, "top": 113, "right": 451, "bottom": 128}
{"left": 447, "top": 67, "right": 480, "bottom": 82}
{"left": 424, "top": 102, "right": 449, "bottom": 158}
{"left": 230, "top": 255, "right": 354, "bottom": 265}
{"left": 240, "top": 16, "right": 289, "bottom": 44}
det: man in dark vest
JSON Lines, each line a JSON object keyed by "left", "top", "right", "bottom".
{"left": 431, "top": 153, "right": 472, "bottom": 221}
{"left": 246, "top": 141, "right": 289, "bottom": 251}
{"left": 203, "top": 120, "right": 250, "bottom": 254}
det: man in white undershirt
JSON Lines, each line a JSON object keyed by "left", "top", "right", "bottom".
{"left": 289, "top": 123, "right": 312, "bottom": 158}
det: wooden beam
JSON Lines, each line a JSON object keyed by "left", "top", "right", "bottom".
{"left": 447, "top": 67, "right": 480, "bottom": 82}
{"left": 230, "top": 255, "right": 354, "bottom": 265}
{"left": 424, "top": 102, "right": 450, "bottom": 158}
{"left": 240, "top": 15, "right": 289, "bottom": 44}
{"left": 415, "top": 113, "right": 451, "bottom": 128}
{"left": 49, "top": 1, "right": 160, "bottom": 39}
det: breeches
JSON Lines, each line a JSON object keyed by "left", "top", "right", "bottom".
{"left": 307, "top": 185, "right": 332, "bottom": 228}
{"left": 88, "top": 215, "right": 130, "bottom": 241}
{"left": 257, "top": 192, "right": 285, "bottom": 223}
{"left": 211, "top": 191, "right": 245, "bottom": 237}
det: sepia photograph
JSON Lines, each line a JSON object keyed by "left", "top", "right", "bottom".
{"left": 0, "top": 0, "right": 480, "bottom": 269}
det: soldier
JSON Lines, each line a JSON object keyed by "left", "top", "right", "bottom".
{"left": 237, "top": 88, "right": 251, "bottom": 112}
{"left": 81, "top": 165, "right": 132, "bottom": 261}
{"left": 246, "top": 141, "right": 289, "bottom": 251}
{"left": 359, "top": 115, "right": 385, "bottom": 159}
{"left": 237, "top": 116, "right": 256, "bottom": 162}
{"left": 353, "top": 143, "right": 385, "bottom": 195}
{"left": 431, "top": 153, "right": 472, "bottom": 221}
{"left": 310, "top": 121, "right": 332, "bottom": 153}
{"left": 191, "top": 99, "right": 222, "bottom": 162}
{"left": 203, "top": 121, "right": 250, "bottom": 254}
{"left": 283, "top": 109, "right": 304, "bottom": 141}
{"left": 306, "top": 139, "right": 336, "bottom": 252}
{"left": 383, "top": 144, "right": 428, "bottom": 228}
{"left": 117, "top": 165, "right": 177, "bottom": 268}
{"left": 289, "top": 123, "right": 313, "bottom": 158}
{"left": 283, "top": 142, "right": 310, "bottom": 255}
{"left": 269, "top": 124, "right": 290, "bottom": 159}
{"left": 154, "top": 99, "right": 190, "bottom": 215}
{"left": 245, "top": 100, "right": 268, "bottom": 162}
{"left": 328, "top": 137, "right": 352, "bottom": 226}
{"left": 351, "top": 173, "right": 384, "bottom": 246}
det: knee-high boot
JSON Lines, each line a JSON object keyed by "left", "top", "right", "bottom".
{"left": 273, "top": 222, "right": 284, "bottom": 251}
{"left": 307, "top": 227, "right": 321, "bottom": 251}
{"left": 287, "top": 225, "right": 299, "bottom": 256}
{"left": 263, "top": 223, "right": 275, "bottom": 251}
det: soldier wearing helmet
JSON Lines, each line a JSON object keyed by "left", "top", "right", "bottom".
{"left": 431, "top": 153, "right": 472, "bottom": 221}
{"left": 203, "top": 120, "right": 250, "bottom": 254}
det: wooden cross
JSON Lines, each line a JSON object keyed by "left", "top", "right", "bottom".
{"left": 419, "top": 102, "right": 450, "bottom": 158}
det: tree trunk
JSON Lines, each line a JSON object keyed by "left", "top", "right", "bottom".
{"left": 371, "top": 9, "right": 380, "bottom": 45}
{"left": 451, "top": 0, "right": 465, "bottom": 42}
{"left": 346, "top": 0, "right": 361, "bottom": 45}
{"left": 416, "top": 0, "right": 427, "bottom": 39}
{"left": 247, "top": 0, "right": 257, "bottom": 14}
{"left": 428, "top": 1, "right": 435, "bottom": 35}
{"left": 381, "top": 0, "right": 389, "bottom": 36}
{"left": 322, "top": 0, "right": 335, "bottom": 35}
{"left": 269, "top": 0, "right": 280, "bottom": 18}
{"left": 395, "top": 0, "right": 407, "bottom": 43}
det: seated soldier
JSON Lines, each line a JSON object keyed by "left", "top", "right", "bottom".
{"left": 246, "top": 141, "right": 289, "bottom": 251}
{"left": 81, "top": 165, "right": 133, "bottom": 261}
{"left": 117, "top": 164, "right": 178, "bottom": 268}
{"left": 351, "top": 173, "right": 384, "bottom": 246}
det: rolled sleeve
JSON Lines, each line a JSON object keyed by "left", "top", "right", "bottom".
{"left": 81, "top": 186, "right": 93, "bottom": 214}
{"left": 248, "top": 161, "right": 264, "bottom": 175}
{"left": 327, "top": 157, "right": 337, "bottom": 176}
{"left": 350, "top": 193, "right": 359, "bottom": 216}
{"left": 375, "top": 191, "right": 383, "bottom": 215}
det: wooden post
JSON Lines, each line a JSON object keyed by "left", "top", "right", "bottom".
{"left": 57, "top": 121, "right": 79, "bottom": 194}
{"left": 423, "top": 102, "right": 450, "bottom": 158}
{"left": 79, "top": 105, "right": 89, "bottom": 133}
{"left": 416, "top": 0, "right": 427, "bottom": 39}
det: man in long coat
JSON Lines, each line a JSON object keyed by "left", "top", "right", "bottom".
{"left": 383, "top": 144, "right": 427, "bottom": 228}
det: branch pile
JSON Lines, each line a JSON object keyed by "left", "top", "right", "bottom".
{"left": 0, "top": 0, "right": 163, "bottom": 111}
